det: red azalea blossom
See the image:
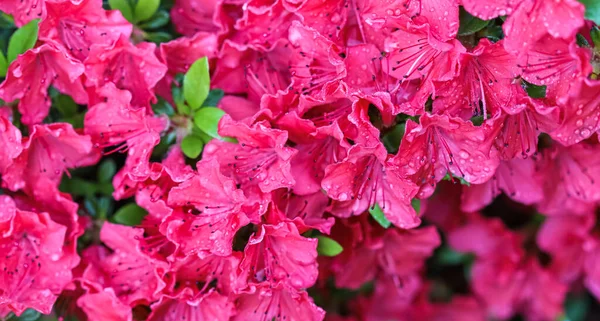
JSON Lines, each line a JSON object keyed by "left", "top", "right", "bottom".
{"left": 0, "top": 41, "right": 87, "bottom": 126}
{"left": 3, "top": 0, "right": 600, "bottom": 319}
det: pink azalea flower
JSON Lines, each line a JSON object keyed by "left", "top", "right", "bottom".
{"left": 503, "top": 0, "right": 585, "bottom": 54}
{"left": 82, "top": 222, "right": 168, "bottom": 306}
{"left": 171, "top": 0, "right": 225, "bottom": 36}
{"left": 3, "top": 123, "right": 99, "bottom": 194}
{"left": 535, "top": 143, "right": 600, "bottom": 215}
{"left": 165, "top": 158, "right": 249, "bottom": 257}
{"left": 322, "top": 144, "right": 420, "bottom": 228}
{"left": 550, "top": 78, "right": 600, "bottom": 146}
{"left": 167, "top": 252, "right": 245, "bottom": 295}
{"left": 0, "top": 41, "right": 87, "bottom": 126}
{"left": 148, "top": 289, "right": 235, "bottom": 321}
{"left": 0, "top": 0, "right": 46, "bottom": 26}
{"left": 84, "top": 83, "right": 168, "bottom": 181}
{"left": 0, "top": 196, "right": 78, "bottom": 316}
{"left": 0, "top": 115, "right": 23, "bottom": 173}
{"left": 432, "top": 39, "right": 523, "bottom": 117}
{"left": 460, "top": 158, "right": 543, "bottom": 212}
{"left": 333, "top": 226, "right": 440, "bottom": 289}
{"left": 288, "top": 22, "right": 347, "bottom": 99}
{"left": 203, "top": 115, "right": 297, "bottom": 193}
{"left": 461, "top": 0, "right": 519, "bottom": 20}
{"left": 383, "top": 22, "right": 465, "bottom": 112}
{"left": 491, "top": 98, "right": 560, "bottom": 160}
{"left": 233, "top": 282, "right": 325, "bottom": 321}
{"left": 157, "top": 32, "right": 219, "bottom": 101}
{"left": 271, "top": 190, "right": 335, "bottom": 234}
{"left": 84, "top": 35, "right": 168, "bottom": 110}
{"left": 537, "top": 212, "right": 596, "bottom": 282}
{"left": 39, "top": 0, "right": 133, "bottom": 61}
{"left": 518, "top": 36, "right": 592, "bottom": 104}
{"left": 239, "top": 221, "right": 318, "bottom": 289}
{"left": 397, "top": 113, "right": 499, "bottom": 198}
{"left": 519, "top": 260, "right": 568, "bottom": 321}
{"left": 77, "top": 287, "right": 133, "bottom": 321}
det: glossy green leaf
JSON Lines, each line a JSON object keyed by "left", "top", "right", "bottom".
{"left": 411, "top": 198, "right": 421, "bottom": 213}
{"left": 458, "top": 8, "right": 489, "bottom": 36}
{"left": 203, "top": 89, "right": 225, "bottom": 107}
{"left": 316, "top": 236, "right": 343, "bottom": 257}
{"left": 55, "top": 94, "right": 78, "bottom": 117}
{"left": 60, "top": 177, "right": 98, "bottom": 198}
{"left": 138, "top": 10, "right": 170, "bottom": 30}
{"left": 184, "top": 57, "right": 210, "bottom": 110}
{"left": 113, "top": 203, "right": 147, "bottom": 226}
{"left": 436, "top": 246, "right": 470, "bottom": 266}
{"left": 144, "top": 31, "right": 173, "bottom": 44}
{"left": 85, "top": 196, "right": 114, "bottom": 220}
{"left": 369, "top": 204, "right": 391, "bottom": 228}
{"left": 442, "top": 173, "right": 471, "bottom": 186}
{"left": 382, "top": 123, "right": 405, "bottom": 154}
{"left": 134, "top": 0, "right": 160, "bottom": 22}
{"left": 109, "top": 0, "right": 134, "bottom": 22}
{"left": 580, "top": 0, "right": 600, "bottom": 25}
{"left": 172, "top": 83, "right": 190, "bottom": 115}
{"left": 564, "top": 292, "right": 590, "bottom": 321}
{"left": 522, "top": 80, "right": 547, "bottom": 99}
{"left": 193, "top": 107, "right": 226, "bottom": 139}
{"left": 97, "top": 159, "right": 117, "bottom": 183}
{"left": 577, "top": 33, "right": 591, "bottom": 47}
{"left": 14, "top": 309, "right": 40, "bottom": 321}
{"left": 152, "top": 97, "right": 175, "bottom": 116}
{"left": 0, "top": 50, "right": 7, "bottom": 77}
{"left": 181, "top": 134, "right": 204, "bottom": 158}
{"left": 591, "top": 26, "right": 600, "bottom": 48}
{"left": 7, "top": 19, "right": 39, "bottom": 63}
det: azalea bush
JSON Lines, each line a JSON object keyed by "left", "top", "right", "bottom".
{"left": 2, "top": 0, "right": 600, "bottom": 320}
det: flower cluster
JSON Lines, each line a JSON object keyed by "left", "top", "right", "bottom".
{"left": 1, "top": 0, "right": 600, "bottom": 320}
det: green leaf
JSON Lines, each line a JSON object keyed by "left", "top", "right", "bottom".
{"left": 109, "top": 0, "right": 134, "bottom": 22}
{"left": 152, "top": 97, "right": 175, "bottom": 116}
{"left": 458, "top": 8, "right": 490, "bottom": 36}
{"left": 193, "top": 107, "right": 226, "bottom": 139}
{"left": 580, "top": 0, "right": 600, "bottom": 25}
{"left": 436, "top": 246, "right": 470, "bottom": 266}
{"left": 470, "top": 115, "right": 484, "bottom": 126}
{"left": 369, "top": 204, "right": 391, "bottom": 228}
{"left": 14, "top": 309, "right": 40, "bottom": 321}
{"left": 576, "top": 33, "right": 591, "bottom": 47}
{"left": 181, "top": 134, "right": 204, "bottom": 158}
{"left": 54, "top": 94, "right": 78, "bottom": 117}
{"left": 0, "top": 50, "right": 7, "bottom": 77}
{"left": 316, "top": 236, "right": 343, "bottom": 257}
{"left": 522, "top": 80, "right": 547, "bottom": 99}
{"left": 144, "top": 31, "right": 173, "bottom": 44}
{"left": 138, "top": 10, "right": 170, "bottom": 30}
{"left": 97, "top": 159, "right": 117, "bottom": 183}
{"left": 85, "top": 196, "right": 114, "bottom": 220}
{"left": 184, "top": 57, "right": 210, "bottom": 110}
{"left": 591, "top": 26, "right": 600, "bottom": 48}
{"left": 442, "top": 173, "right": 471, "bottom": 186}
{"left": 382, "top": 123, "right": 405, "bottom": 154}
{"left": 134, "top": 0, "right": 160, "bottom": 22}
{"left": 172, "top": 84, "right": 190, "bottom": 115}
{"left": 411, "top": 198, "right": 421, "bottom": 213}
{"left": 152, "top": 131, "right": 177, "bottom": 157}
{"left": 60, "top": 177, "right": 98, "bottom": 198}
{"left": 113, "top": 203, "right": 147, "bottom": 226}
{"left": 203, "top": 89, "right": 225, "bottom": 107}
{"left": 564, "top": 292, "right": 590, "bottom": 321}
{"left": 7, "top": 19, "right": 39, "bottom": 63}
